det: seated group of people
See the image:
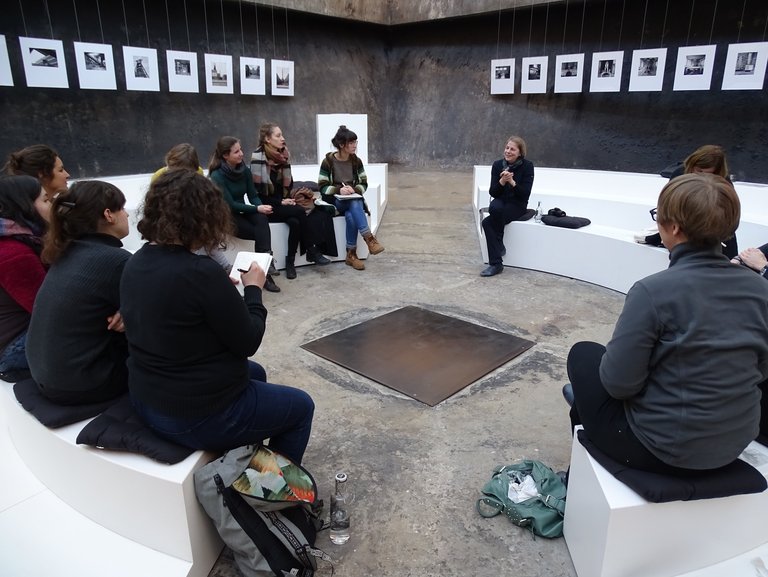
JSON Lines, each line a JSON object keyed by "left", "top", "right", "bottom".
{"left": 0, "top": 123, "right": 386, "bottom": 464}
{"left": 480, "top": 137, "right": 768, "bottom": 474}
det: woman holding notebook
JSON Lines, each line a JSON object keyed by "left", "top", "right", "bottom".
{"left": 120, "top": 170, "right": 315, "bottom": 464}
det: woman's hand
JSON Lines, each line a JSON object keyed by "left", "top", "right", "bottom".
{"left": 257, "top": 204, "right": 273, "bottom": 215}
{"left": 107, "top": 311, "right": 125, "bottom": 333}
{"left": 339, "top": 184, "right": 356, "bottom": 195}
{"left": 499, "top": 170, "right": 515, "bottom": 187}
{"left": 240, "top": 263, "right": 266, "bottom": 289}
{"left": 735, "top": 247, "right": 768, "bottom": 272}
{"left": 281, "top": 198, "right": 296, "bottom": 206}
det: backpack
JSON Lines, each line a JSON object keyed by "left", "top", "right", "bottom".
{"left": 476, "top": 459, "right": 567, "bottom": 538}
{"left": 194, "top": 445, "right": 331, "bottom": 577}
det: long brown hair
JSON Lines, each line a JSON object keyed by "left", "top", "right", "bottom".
{"left": 208, "top": 136, "right": 239, "bottom": 173}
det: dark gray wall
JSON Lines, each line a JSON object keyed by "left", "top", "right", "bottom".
{"left": 1, "top": 0, "right": 767, "bottom": 182}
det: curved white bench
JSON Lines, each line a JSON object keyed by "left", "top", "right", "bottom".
{"left": 473, "top": 166, "right": 768, "bottom": 294}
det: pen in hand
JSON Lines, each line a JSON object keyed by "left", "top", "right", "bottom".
{"left": 237, "top": 268, "right": 249, "bottom": 273}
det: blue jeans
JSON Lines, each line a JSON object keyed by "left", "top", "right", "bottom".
{"left": 0, "top": 330, "right": 28, "bottom": 372}
{"left": 334, "top": 198, "right": 370, "bottom": 249}
{"left": 132, "top": 361, "right": 314, "bottom": 464}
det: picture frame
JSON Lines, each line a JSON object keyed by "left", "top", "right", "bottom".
{"left": 554, "top": 53, "right": 584, "bottom": 93}
{"left": 19, "top": 36, "right": 69, "bottom": 89}
{"left": 0, "top": 35, "right": 12, "bottom": 86}
{"left": 73, "top": 41, "right": 116, "bottom": 90}
{"left": 122, "top": 46, "right": 159, "bottom": 91}
{"left": 271, "top": 59, "right": 294, "bottom": 96}
{"left": 240, "top": 56, "right": 266, "bottom": 95}
{"left": 204, "top": 53, "right": 233, "bottom": 94}
{"left": 589, "top": 51, "right": 624, "bottom": 93}
{"left": 166, "top": 50, "right": 199, "bottom": 93}
{"left": 721, "top": 41, "right": 768, "bottom": 91}
{"left": 521, "top": 56, "right": 548, "bottom": 94}
{"left": 490, "top": 58, "right": 515, "bottom": 94}
{"left": 672, "top": 45, "right": 716, "bottom": 91}
{"left": 628, "top": 48, "right": 667, "bottom": 92}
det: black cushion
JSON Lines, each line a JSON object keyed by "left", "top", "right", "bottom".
{"left": 577, "top": 429, "right": 767, "bottom": 502}
{"left": 13, "top": 378, "right": 116, "bottom": 428}
{"left": 541, "top": 215, "right": 591, "bottom": 229}
{"left": 76, "top": 395, "right": 195, "bottom": 464}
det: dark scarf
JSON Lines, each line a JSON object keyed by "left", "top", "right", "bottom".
{"left": 502, "top": 157, "right": 524, "bottom": 172}
{"left": 219, "top": 160, "right": 246, "bottom": 182}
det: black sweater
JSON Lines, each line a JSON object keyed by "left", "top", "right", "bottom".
{"left": 120, "top": 244, "right": 267, "bottom": 418}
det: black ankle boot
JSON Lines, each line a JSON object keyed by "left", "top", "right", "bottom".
{"left": 263, "top": 274, "right": 281, "bottom": 292}
{"left": 285, "top": 258, "right": 297, "bottom": 279}
{"left": 307, "top": 248, "right": 331, "bottom": 266}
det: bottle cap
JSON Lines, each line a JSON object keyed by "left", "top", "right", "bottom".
{"left": 335, "top": 472, "right": 348, "bottom": 483}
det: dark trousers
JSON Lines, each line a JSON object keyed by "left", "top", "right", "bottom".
{"left": 232, "top": 212, "right": 272, "bottom": 254}
{"left": 481, "top": 198, "right": 526, "bottom": 266}
{"left": 267, "top": 204, "right": 310, "bottom": 260}
{"left": 759, "top": 379, "right": 768, "bottom": 445}
{"left": 567, "top": 341, "right": 699, "bottom": 476}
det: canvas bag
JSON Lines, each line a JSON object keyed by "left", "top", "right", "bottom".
{"left": 476, "top": 459, "right": 567, "bottom": 538}
{"left": 194, "top": 445, "right": 330, "bottom": 577}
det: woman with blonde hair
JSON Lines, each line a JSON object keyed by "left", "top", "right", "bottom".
{"left": 566, "top": 173, "right": 768, "bottom": 474}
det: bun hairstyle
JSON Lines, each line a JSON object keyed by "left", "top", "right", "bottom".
{"left": 43, "top": 180, "right": 126, "bottom": 264}
{"left": 331, "top": 125, "right": 358, "bottom": 151}
{"left": 3, "top": 144, "right": 59, "bottom": 181}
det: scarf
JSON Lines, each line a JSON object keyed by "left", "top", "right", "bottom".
{"left": 0, "top": 217, "right": 43, "bottom": 254}
{"left": 219, "top": 160, "right": 246, "bottom": 182}
{"left": 502, "top": 157, "right": 524, "bottom": 172}
{"left": 253, "top": 144, "right": 292, "bottom": 198}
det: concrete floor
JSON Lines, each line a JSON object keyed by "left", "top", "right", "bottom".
{"left": 207, "top": 169, "right": 626, "bottom": 577}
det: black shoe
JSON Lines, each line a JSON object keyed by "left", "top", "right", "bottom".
{"left": 268, "top": 260, "right": 280, "bottom": 277}
{"left": 285, "top": 261, "right": 297, "bottom": 279}
{"left": 562, "top": 383, "right": 574, "bottom": 407}
{"left": 480, "top": 264, "right": 504, "bottom": 277}
{"left": 264, "top": 274, "right": 281, "bottom": 292}
{"left": 307, "top": 250, "right": 331, "bottom": 265}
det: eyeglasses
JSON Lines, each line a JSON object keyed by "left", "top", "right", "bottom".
{"left": 649, "top": 208, "right": 658, "bottom": 222}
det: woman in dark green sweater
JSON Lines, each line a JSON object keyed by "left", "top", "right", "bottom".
{"left": 209, "top": 136, "right": 279, "bottom": 293}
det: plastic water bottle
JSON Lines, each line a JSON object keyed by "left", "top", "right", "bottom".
{"left": 534, "top": 201, "right": 542, "bottom": 223}
{"left": 330, "top": 472, "right": 351, "bottom": 544}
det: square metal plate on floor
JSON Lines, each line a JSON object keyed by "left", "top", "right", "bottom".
{"left": 301, "top": 306, "right": 535, "bottom": 406}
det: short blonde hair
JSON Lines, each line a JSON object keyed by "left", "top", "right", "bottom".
{"left": 684, "top": 145, "right": 729, "bottom": 179}
{"left": 657, "top": 173, "right": 739, "bottom": 248}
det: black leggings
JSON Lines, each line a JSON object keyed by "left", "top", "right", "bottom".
{"left": 232, "top": 212, "right": 272, "bottom": 254}
{"left": 567, "top": 341, "right": 701, "bottom": 476}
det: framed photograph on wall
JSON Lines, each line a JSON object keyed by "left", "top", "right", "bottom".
{"left": 554, "top": 53, "right": 584, "bottom": 93}
{"left": 589, "top": 51, "right": 624, "bottom": 93}
{"left": 271, "top": 59, "right": 294, "bottom": 96}
{"left": 19, "top": 37, "right": 69, "bottom": 88}
{"left": 673, "top": 45, "right": 716, "bottom": 91}
{"left": 521, "top": 56, "right": 548, "bottom": 94}
{"left": 205, "top": 53, "right": 233, "bottom": 94}
{"left": 628, "top": 48, "right": 667, "bottom": 92}
{"left": 490, "top": 58, "right": 515, "bottom": 94}
{"left": 721, "top": 41, "right": 768, "bottom": 90}
{"left": 240, "top": 56, "right": 266, "bottom": 95}
{"left": 122, "top": 46, "right": 159, "bottom": 91}
{"left": 166, "top": 50, "right": 199, "bottom": 93}
{"left": 0, "top": 35, "right": 12, "bottom": 86}
{"left": 73, "top": 41, "right": 116, "bottom": 90}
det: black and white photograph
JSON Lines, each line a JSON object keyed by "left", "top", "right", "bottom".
{"left": 490, "top": 58, "right": 515, "bottom": 94}
{"left": 74, "top": 41, "right": 116, "bottom": 90}
{"left": 629, "top": 48, "right": 667, "bottom": 92}
{"left": 0, "top": 35, "right": 13, "bottom": 86}
{"left": 167, "top": 50, "right": 199, "bottom": 93}
{"left": 205, "top": 53, "right": 233, "bottom": 94}
{"left": 673, "top": 45, "right": 716, "bottom": 91}
{"left": 722, "top": 41, "right": 768, "bottom": 90}
{"left": 271, "top": 59, "right": 294, "bottom": 96}
{"left": 554, "top": 53, "right": 584, "bottom": 93}
{"left": 19, "top": 37, "right": 69, "bottom": 88}
{"left": 590, "top": 51, "right": 623, "bottom": 92}
{"left": 240, "top": 56, "right": 266, "bottom": 95}
{"left": 521, "top": 56, "right": 548, "bottom": 94}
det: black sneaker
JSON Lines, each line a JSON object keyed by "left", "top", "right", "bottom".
{"left": 263, "top": 274, "right": 281, "bottom": 292}
{"left": 307, "top": 250, "right": 331, "bottom": 265}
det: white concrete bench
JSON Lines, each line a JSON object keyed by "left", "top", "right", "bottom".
{"left": 0, "top": 380, "right": 222, "bottom": 577}
{"left": 563, "top": 426, "right": 768, "bottom": 577}
{"left": 114, "top": 163, "right": 388, "bottom": 270}
{"left": 473, "top": 165, "right": 768, "bottom": 293}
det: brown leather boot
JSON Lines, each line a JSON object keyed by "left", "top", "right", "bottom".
{"left": 345, "top": 248, "right": 365, "bottom": 270}
{"left": 363, "top": 233, "right": 384, "bottom": 255}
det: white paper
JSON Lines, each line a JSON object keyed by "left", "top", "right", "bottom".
{"left": 229, "top": 251, "right": 273, "bottom": 282}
